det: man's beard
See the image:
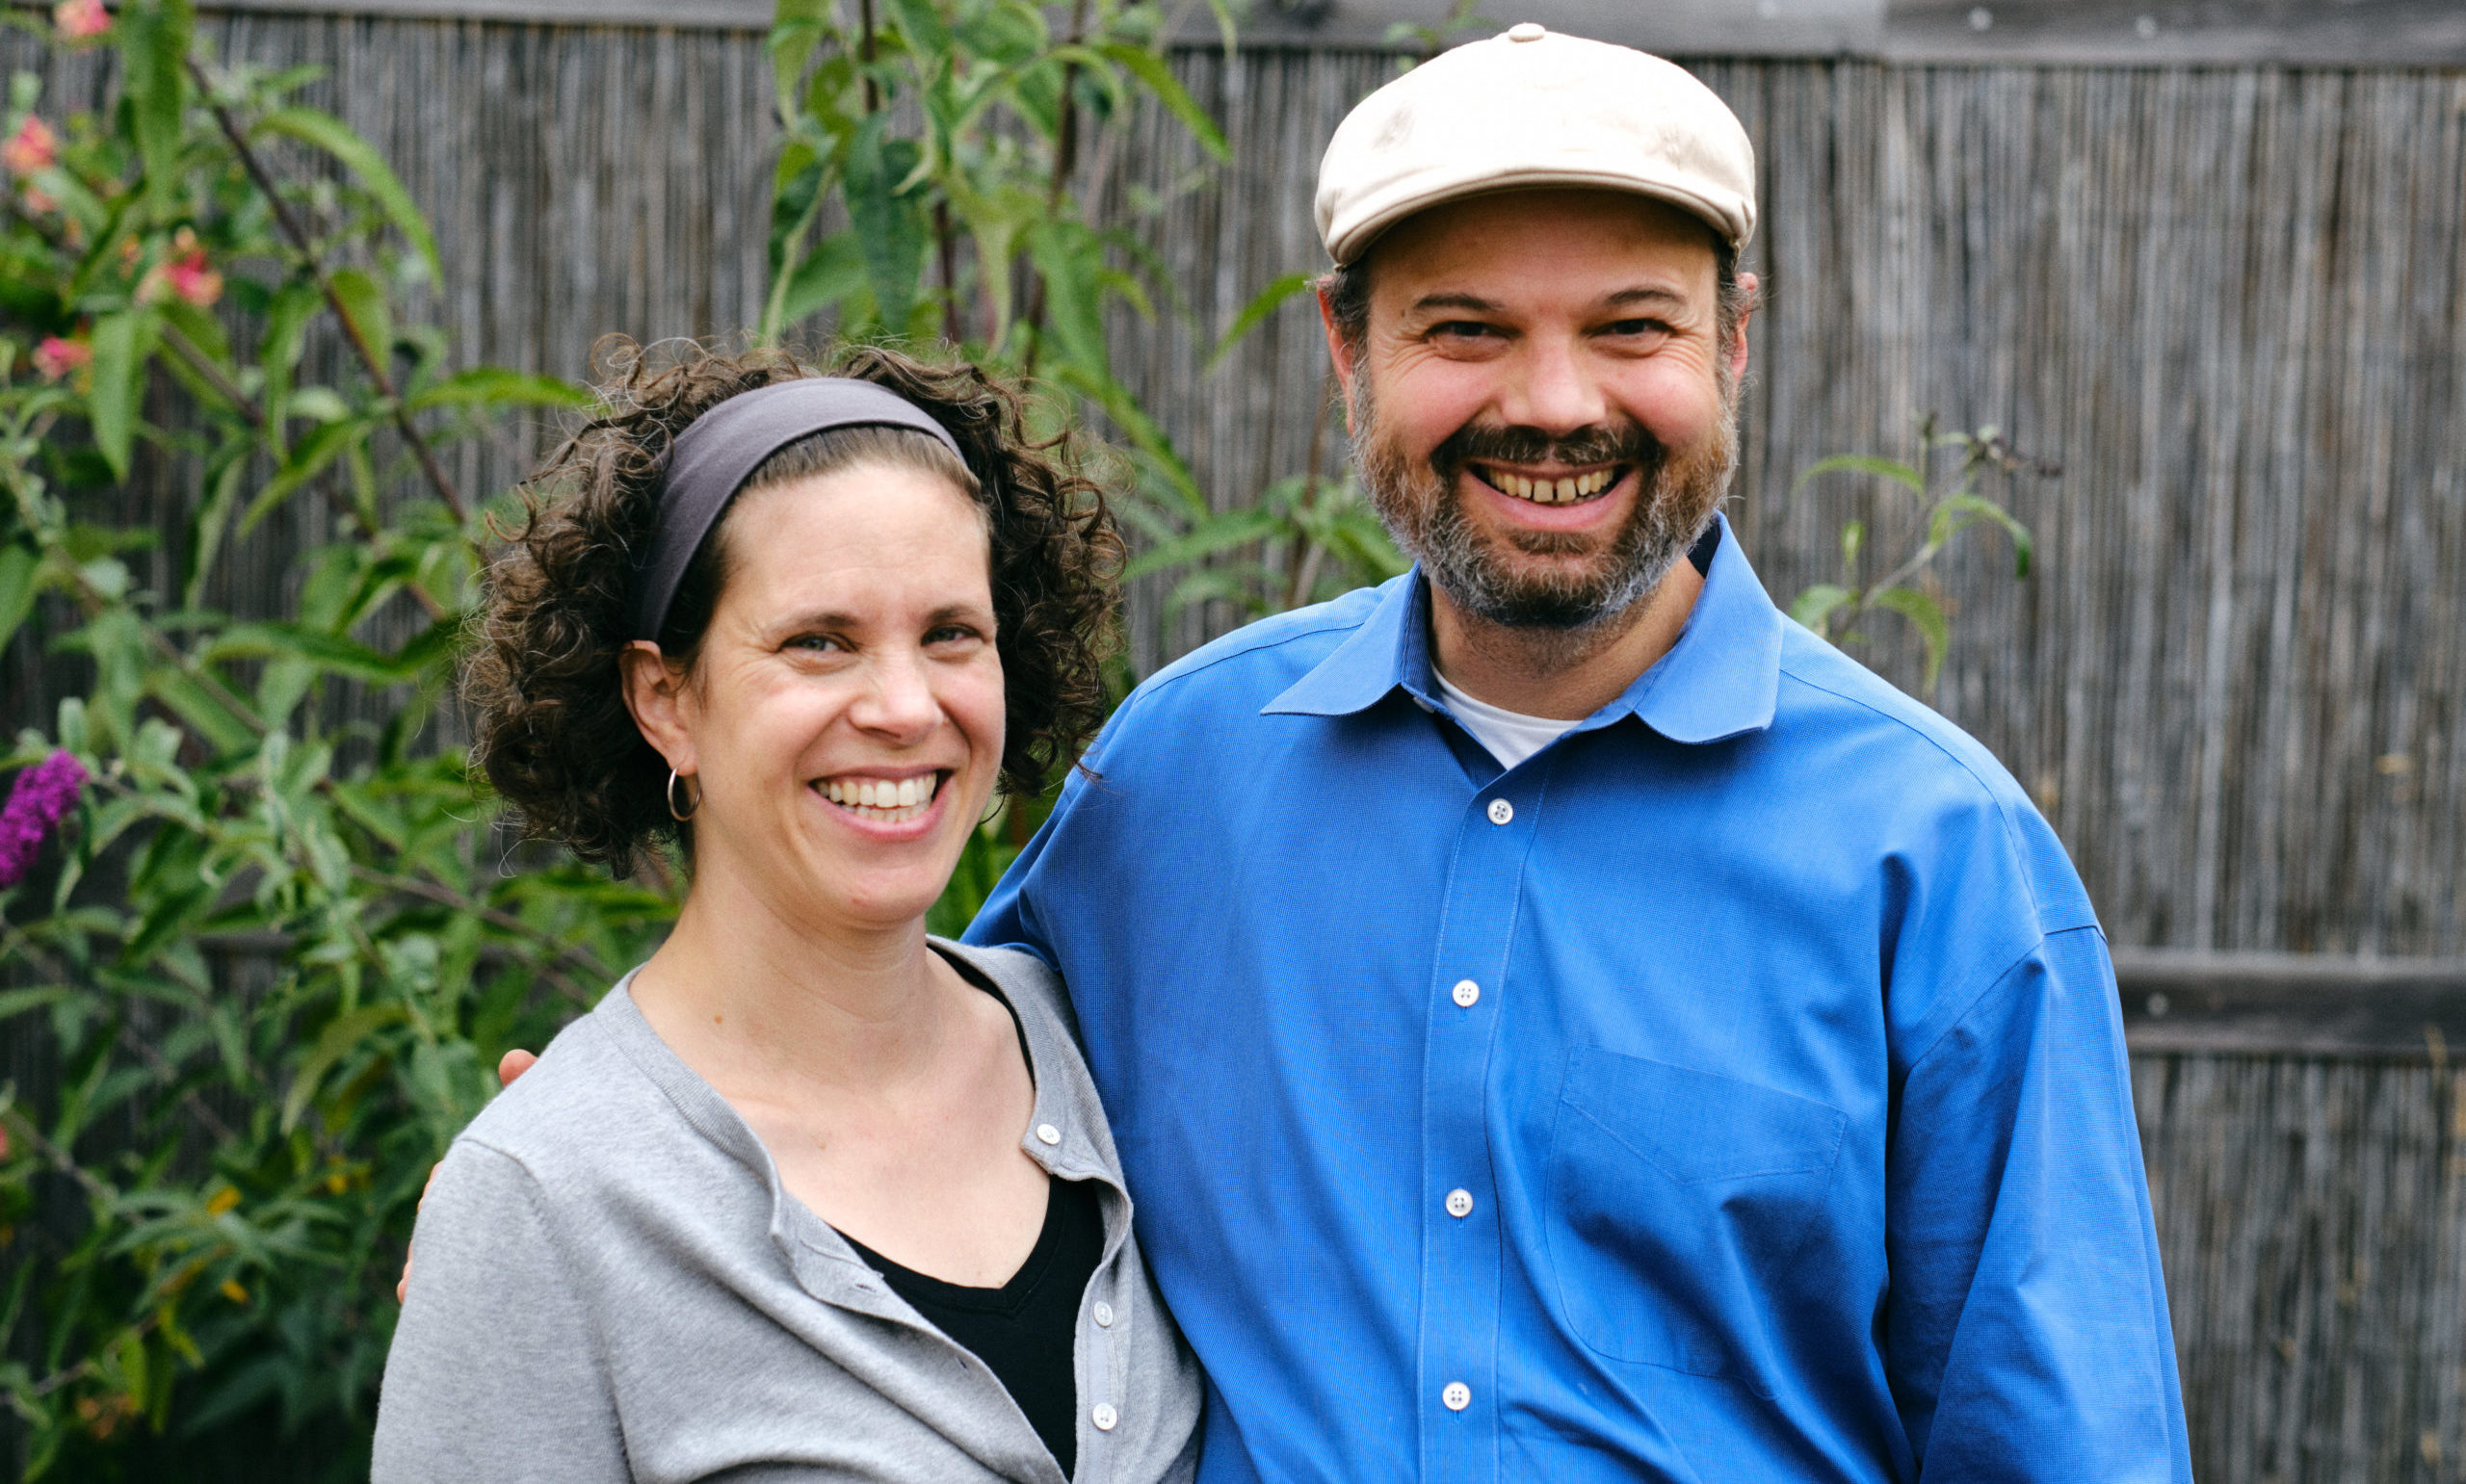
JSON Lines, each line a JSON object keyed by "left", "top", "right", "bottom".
{"left": 1352, "top": 373, "right": 1738, "bottom": 638}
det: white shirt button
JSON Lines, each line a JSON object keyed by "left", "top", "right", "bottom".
{"left": 1446, "top": 1188, "right": 1474, "bottom": 1218}
{"left": 1486, "top": 798, "right": 1513, "bottom": 825}
{"left": 1505, "top": 21, "right": 1546, "bottom": 41}
{"left": 1442, "top": 1381, "right": 1472, "bottom": 1411}
{"left": 1035, "top": 1123, "right": 1062, "bottom": 1146}
{"left": 1092, "top": 1402, "right": 1119, "bottom": 1431}
{"left": 1451, "top": 978, "right": 1481, "bottom": 1008}
{"left": 1094, "top": 1301, "right": 1115, "bottom": 1327}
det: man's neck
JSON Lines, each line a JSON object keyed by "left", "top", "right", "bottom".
{"left": 1429, "top": 557, "right": 1705, "bottom": 720}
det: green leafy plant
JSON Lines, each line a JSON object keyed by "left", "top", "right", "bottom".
{"left": 757, "top": 0, "right": 1400, "bottom": 922}
{"left": 1787, "top": 421, "right": 2047, "bottom": 691}
{"left": 0, "top": 3, "right": 647, "bottom": 1475}
{"left": 1119, "top": 367, "right": 1405, "bottom": 632}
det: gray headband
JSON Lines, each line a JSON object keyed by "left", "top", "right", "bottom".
{"left": 630, "top": 378, "right": 968, "bottom": 640}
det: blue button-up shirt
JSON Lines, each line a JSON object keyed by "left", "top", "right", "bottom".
{"left": 970, "top": 515, "right": 2191, "bottom": 1481}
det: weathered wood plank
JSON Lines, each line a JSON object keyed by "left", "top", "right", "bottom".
{"left": 2117, "top": 951, "right": 2466, "bottom": 1061}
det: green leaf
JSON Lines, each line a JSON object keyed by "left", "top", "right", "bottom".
{"left": 118, "top": 0, "right": 192, "bottom": 221}
{"left": 282, "top": 1004, "right": 409, "bottom": 1133}
{"left": 764, "top": 148, "right": 826, "bottom": 325}
{"left": 1096, "top": 42, "right": 1229, "bottom": 160}
{"left": 1788, "top": 583, "right": 1853, "bottom": 633}
{"left": 1928, "top": 492, "right": 2034, "bottom": 579}
{"left": 156, "top": 299, "right": 231, "bottom": 370}
{"left": 180, "top": 444, "right": 248, "bottom": 607}
{"left": 1026, "top": 219, "right": 1109, "bottom": 379}
{"left": 405, "top": 368, "right": 592, "bottom": 411}
{"left": 841, "top": 118, "right": 930, "bottom": 337}
{"left": 254, "top": 107, "right": 443, "bottom": 281}
{"left": 240, "top": 419, "right": 363, "bottom": 534}
{"left": 88, "top": 310, "right": 161, "bottom": 481}
{"left": 257, "top": 279, "right": 323, "bottom": 445}
{"left": 1121, "top": 504, "right": 1287, "bottom": 582}
{"left": 0, "top": 543, "right": 40, "bottom": 655}
{"left": 141, "top": 665, "right": 259, "bottom": 754}
{"left": 773, "top": 233, "right": 869, "bottom": 328}
{"left": 1871, "top": 585, "right": 1951, "bottom": 690}
{"left": 208, "top": 621, "right": 432, "bottom": 686}
{"left": 326, "top": 268, "right": 395, "bottom": 372}
{"left": 1207, "top": 271, "right": 1318, "bottom": 372}
{"left": 879, "top": 0, "right": 955, "bottom": 63}
{"left": 1795, "top": 454, "right": 1928, "bottom": 498}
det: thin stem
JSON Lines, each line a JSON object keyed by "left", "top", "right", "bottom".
{"left": 935, "top": 197, "right": 961, "bottom": 345}
{"left": 1284, "top": 368, "right": 1334, "bottom": 611}
{"left": 858, "top": 0, "right": 880, "bottom": 114}
{"left": 157, "top": 324, "right": 261, "bottom": 430}
{"left": 187, "top": 59, "right": 470, "bottom": 527}
{"left": 1021, "top": 0, "right": 1092, "bottom": 376}
{"left": 349, "top": 866, "right": 605, "bottom": 1003}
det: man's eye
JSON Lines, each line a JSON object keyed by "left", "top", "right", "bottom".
{"left": 1602, "top": 319, "right": 1671, "bottom": 338}
{"left": 926, "top": 625, "right": 984, "bottom": 646}
{"left": 1428, "top": 321, "right": 1503, "bottom": 342}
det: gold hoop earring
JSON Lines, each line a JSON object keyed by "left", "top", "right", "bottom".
{"left": 667, "top": 768, "right": 700, "bottom": 822}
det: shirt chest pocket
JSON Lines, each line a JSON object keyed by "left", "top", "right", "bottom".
{"left": 1544, "top": 1045, "right": 1848, "bottom": 1394}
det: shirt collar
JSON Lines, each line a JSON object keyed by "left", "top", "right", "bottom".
{"left": 1262, "top": 511, "right": 1784, "bottom": 745}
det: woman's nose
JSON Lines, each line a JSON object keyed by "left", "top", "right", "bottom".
{"left": 849, "top": 651, "right": 944, "bottom": 740}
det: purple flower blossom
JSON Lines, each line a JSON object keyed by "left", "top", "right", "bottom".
{"left": 0, "top": 750, "right": 87, "bottom": 891}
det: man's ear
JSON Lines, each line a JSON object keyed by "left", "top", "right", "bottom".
{"left": 1727, "top": 271, "right": 1759, "bottom": 384}
{"left": 1317, "top": 281, "right": 1361, "bottom": 436}
{"left": 619, "top": 640, "right": 696, "bottom": 778}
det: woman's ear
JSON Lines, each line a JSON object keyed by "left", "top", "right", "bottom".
{"left": 618, "top": 640, "right": 696, "bottom": 777}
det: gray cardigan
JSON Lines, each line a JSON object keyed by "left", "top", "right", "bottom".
{"left": 374, "top": 942, "right": 1201, "bottom": 1483}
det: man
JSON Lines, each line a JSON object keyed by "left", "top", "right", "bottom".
{"left": 967, "top": 26, "right": 2191, "bottom": 1481}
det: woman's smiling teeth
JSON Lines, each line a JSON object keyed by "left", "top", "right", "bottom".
{"left": 1479, "top": 465, "right": 1617, "bottom": 505}
{"left": 819, "top": 773, "right": 942, "bottom": 823}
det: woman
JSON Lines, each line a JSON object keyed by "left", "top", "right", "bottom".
{"left": 375, "top": 343, "right": 1200, "bottom": 1482}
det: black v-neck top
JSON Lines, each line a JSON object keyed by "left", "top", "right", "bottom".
{"left": 837, "top": 949, "right": 1106, "bottom": 1476}
{"left": 842, "top": 1176, "right": 1104, "bottom": 1477}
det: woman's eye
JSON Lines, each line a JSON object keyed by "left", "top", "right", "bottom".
{"left": 788, "top": 634, "right": 846, "bottom": 654}
{"left": 925, "top": 625, "right": 984, "bottom": 646}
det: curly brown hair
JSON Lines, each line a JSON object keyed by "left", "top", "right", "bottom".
{"left": 464, "top": 338, "right": 1123, "bottom": 876}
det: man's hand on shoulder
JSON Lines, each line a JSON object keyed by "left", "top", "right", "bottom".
{"left": 394, "top": 1049, "right": 540, "bottom": 1303}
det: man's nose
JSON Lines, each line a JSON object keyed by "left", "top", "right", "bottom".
{"left": 1499, "top": 335, "right": 1609, "bottom": 435}
{"left": 849, "top": 650, "right": 943, "bottom": 741}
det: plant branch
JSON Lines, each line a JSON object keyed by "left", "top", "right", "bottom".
{"left": 348, "top": 866, "right": 604, "bottom": 1003}
{"left": 187, "top": 59, "right": 470, "bottom": 527}
{"left": 157, "top": 325, "right": 261, "bottom": 430}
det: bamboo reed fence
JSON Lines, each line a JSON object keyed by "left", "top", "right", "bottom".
{"left": 2, "top": 13, "right": 2462, "bottom": 1479}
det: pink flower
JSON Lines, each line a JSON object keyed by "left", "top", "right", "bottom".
{"left": 139, "top": 227, "right": 222, "bottom": 309}
{"left": 0, "top": 751, "right": 88, "bottom": 891}
{"left": 53, "top": 0, "right": 110, "bottom": 40}
{"left": 3, "top": 117, "right": 57, "bottom": 176}
{"left": 32, "top": 335, "right": 90, "bottom": 380}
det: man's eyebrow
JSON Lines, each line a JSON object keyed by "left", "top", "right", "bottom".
{"left": 1605, "top": 286, "right": 1689, "bottom": 311}
{"left": 1407, "top": 292, "right": 1506, "bottom": 316}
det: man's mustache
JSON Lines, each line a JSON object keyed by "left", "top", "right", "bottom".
{"left": 1428, "top": 418, "right": 1666, "bottom": 480}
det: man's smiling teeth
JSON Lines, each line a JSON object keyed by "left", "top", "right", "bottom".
{"left": 820, "top": 773, "right": 941, "bottom": 822}
{"left": 1482, "top": 466, "right": 1616, "bottom": 505}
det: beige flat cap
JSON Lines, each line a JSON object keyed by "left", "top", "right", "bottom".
{"left": 1315, "top": 23, "right": 1757, "bottom": 266}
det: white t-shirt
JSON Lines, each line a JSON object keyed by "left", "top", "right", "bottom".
{"left": 1432, "top": 669, "right": 1583, "bottom": 770}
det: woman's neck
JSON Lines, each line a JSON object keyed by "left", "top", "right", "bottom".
{"left": 627, "top": 857, "right": 961, "bottom": 1102}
